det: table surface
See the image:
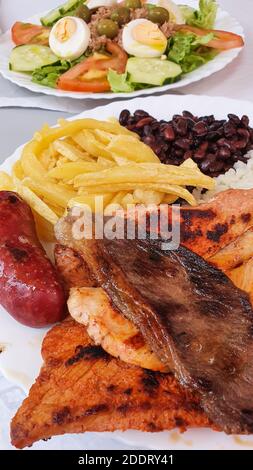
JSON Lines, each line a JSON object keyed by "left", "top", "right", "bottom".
{"left": 0, "top": 0, "right": 252, "bottom": 450}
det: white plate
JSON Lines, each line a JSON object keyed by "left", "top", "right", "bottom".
{"left": 1, "top": 94, "right": 253, "bottom": 450}
{"left": 0, "top": 0, "right": 244, "bottom": 100}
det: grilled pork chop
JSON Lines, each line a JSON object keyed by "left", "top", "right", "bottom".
{"left": 11, "top": 317, "right": 211, "bottom": 449}
{"left": 55, "top": 206, "right": 253, "bottom": 434}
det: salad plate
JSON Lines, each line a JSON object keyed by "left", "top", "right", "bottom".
{"left": 0, "top": 0, "right": 244, "bottom": 100}
{"left": 1, "top": 94, "right": 253, "bottom": 450}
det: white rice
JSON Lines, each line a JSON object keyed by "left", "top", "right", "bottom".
{"left": 194, "top": 150, "right": 253, "bottom": 204}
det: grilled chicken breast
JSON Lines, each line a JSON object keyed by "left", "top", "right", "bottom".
{"left": 11, "top": 317, "right": 211, "bottom": 449}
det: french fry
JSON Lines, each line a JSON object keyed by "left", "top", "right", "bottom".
{"left": 21, "top": 148, "right": 47, "bottom": 180}
{"left": 47, "top": 162, "right": 104, "bottom": 180}
{"left": 74, "top": 164, "right": 214, "bottom": 190}
{"left": 39, "top": 148, "right": 55, "bottom": 171}
{"left": 0, "top": 171, "right": 15, "bottom": 191}
{"left": 133, "top": 189, "right": 164, "bottom": 205}
{"left": 76, "top": 182, "right": 196, "bottom": 205}
{"left": 110, "top": 191, "right": 128, "bottom": 204}
{"left": 162, "top": 194, "right": 179, "bottom": 204}
{"left": 68, "top": 193, "right": 112, "bottom": 212}
{"left": 33, "top": 212, "right": 56, "bottom": 242}
{"left": 72, "top": 130, "right": 114, "bottom": 160}
{"left": 23, "top": 178, "right": 76, "bottom": 208}
{"left": 92, "top": 129, "right": 114, "bottom": 145}
{"left": 17, "top": 183, "right": 59, "bottom": 225}
{"left": 108, "top": 136, "right": 159, "bottom": 163}
{"left": 97, "top": 157, "right": 115, "bottom": 168}
{"left": 12, "top": 160, "right": 25, "bottom": 180}
{"left": 58, "top": 118, "right": 140, "bottom": 138}
{"left": 53, "top": 139, "right": 94, "bottom": 162}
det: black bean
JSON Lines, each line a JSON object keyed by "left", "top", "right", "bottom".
{"left": 218, "top": 147, "right": 231, "bottom": 159}
{"left": 228, "top": 113, "right": 241, "bottom": 125}
{"left": 134, "top": 109, "right": 150, "bottom": 118}
{"left": 237, "top": 128, "right": 250, "bottom": 140}
{"left": 120, "top": 109, "right": 253, "bottom": 178}
{"left": 163, "top": 125, "right": 175, "bottom": 141}
{"left": 223, "top": 122, "right": 237, "bottom": 138}
{"left": 119, "top": 109, "right": 130, "bottom": 125}
{"left": 193, "top": 121, "right": 208, "bottom": 136}
{"left": 241, "top": 115, "right": 249, "bottom": 127}
{"left": 174, "top": 138, "right": 190, "bottom": 150}
{"left": 173, "top": 118, "right": 188, "bottom": 136}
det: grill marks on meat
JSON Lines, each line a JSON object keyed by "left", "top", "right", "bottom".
{"left": 67, "top": 286, "right": 167, "bottom": 372}
{"left": 55, "top": 211, "right": 253, "bottom": 434}
{"left": 11, "top": 318, "right": 210, "bottom": 449}
{"left": 164, "top": 189, "right": 253, "bottom": 259}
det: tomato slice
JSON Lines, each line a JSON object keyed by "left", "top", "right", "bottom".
{"left": 57, "top": 41, "right": 128, "bottom": 93}
{"left": 12, "top": 22, "right": 50, "bottom": 46}
{"left": 176, "top": 25, "right": 244, "bottom": 50}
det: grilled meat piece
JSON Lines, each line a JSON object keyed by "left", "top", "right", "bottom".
{"left": 55, "top": 244, "right": 166, "bottom": 372}
{"left": 67, "top": 286, "right": 167, "bottom": 372}
{"left": 11, "top": 317, "right": 210, "bottom": 449}
{"left": 209, "top": 228, "right": 253, "bottom": 271}
{"left": 55, "top": 210, "right": 253, "bottom": 435}
{"left": 228, "top": 257, "right": 253, "bottom": 305}
{"left": 55, "top": 244, "right": 97, "bottom": 289}
{"left": 163, "top": 189, "right": 253, "bottom": 259}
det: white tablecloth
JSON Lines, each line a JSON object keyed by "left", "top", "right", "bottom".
{"left": 0, "top": 0, "right": 253, "bottom": 451}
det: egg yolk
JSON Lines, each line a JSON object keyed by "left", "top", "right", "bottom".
{"left": 132, "top": 23, "right": 167, "bottom": 48}
{"left": 55, "top": 18, "right": 77, "bottom": 43}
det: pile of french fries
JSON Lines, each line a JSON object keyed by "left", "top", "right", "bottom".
{"left": 0, "top": 117, "right": 214, "bottom": 241}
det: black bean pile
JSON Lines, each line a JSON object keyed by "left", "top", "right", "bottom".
{"left": 119, "top": 110, "right": 253, "bottom": 177}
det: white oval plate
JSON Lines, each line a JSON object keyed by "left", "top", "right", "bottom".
{"left": 0, "top": 0, "right": 244, "bottom": 100}
{"left": 1, "top": 94, "right": 253, "bottom": 450}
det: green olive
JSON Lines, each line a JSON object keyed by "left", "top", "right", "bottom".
{"left": 124, "top": 0, "right": 142, "bottom": 10}
{"left": 111, "top": 7, "right": 131, "bottom": 25}
{"left": 96, "top": 19, "right": 119, "bottom": 39}
{"left": 74, "top": 5, "right": 91, "bottom": 23}
{"left": 147, "top": 6, "right": 170, "bottom": 25}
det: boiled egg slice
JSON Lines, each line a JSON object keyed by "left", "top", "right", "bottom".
{"left": 122, "top": 19, "right": 167, "bottom": 58}
{"left": 49, "top": 17, "right": 90, "bottom": 61}
{"left": 86, "top": 0, "right": 117, "bottom": 9}
{"left": 147, "top": 0, "right": 185, "bottom": 24}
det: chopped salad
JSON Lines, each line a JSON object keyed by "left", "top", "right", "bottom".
{"left": 9, "top": 0, "right": 244, "bottom": 93}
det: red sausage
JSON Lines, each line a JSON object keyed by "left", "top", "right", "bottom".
{"left": 0, "top": 191, "right": 66, "bottom": 327}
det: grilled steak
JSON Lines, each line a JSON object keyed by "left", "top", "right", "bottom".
{"left": 56, "top": 208, "right": 253, "bottom": 434}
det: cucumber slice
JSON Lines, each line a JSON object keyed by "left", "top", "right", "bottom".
{"left": 59, "top": 0, "right": 83, "bottom": 15}
{"left": 41, "top": 0, "right": 83, "bottom": 27}
{"left": 127, "top": 58, "right": 182, "bottom": 86}
{"left": 9, "top": 45, "right": 58, "bottom": 72}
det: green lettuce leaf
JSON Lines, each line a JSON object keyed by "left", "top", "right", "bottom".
{"left": 168, "top": 31, "right": 213, "bottom": 62}
{"left": 107, "top": 70, "right": 135, "bottom": 93}
{"left": 183, "top": 0, "right": 218, "bottom": 29}
{"left": 32, "top": 61, "right": 69, "bottom": 88}
{"left": 179, "top": 49, "right": 217, "bottom": 73}
{"left": 168, "top": 31, "right": 217, "bottom": 73}
{"left": 31, "top": 54, "right": 87, "bottom": 88}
